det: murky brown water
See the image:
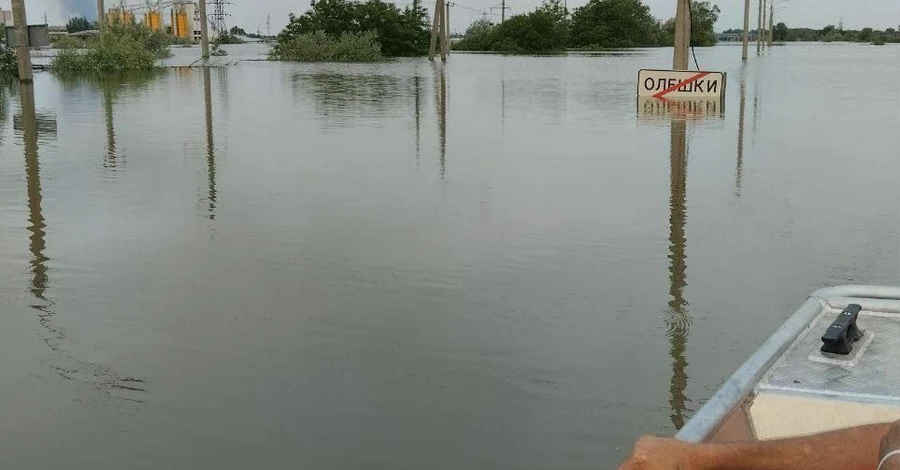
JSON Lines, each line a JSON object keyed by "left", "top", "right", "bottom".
{"left": 1, "top": 44, "right": 898, "bottom": 469}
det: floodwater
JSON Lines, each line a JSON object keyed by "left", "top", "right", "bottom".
{"left": 1, "top": 43, "right": 898, "bottom": 469}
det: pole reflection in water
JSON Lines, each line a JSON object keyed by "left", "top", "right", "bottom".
{"left": 414, "top": 74, "right": 421, "bottom": 166}
{"left": 20, "top": 82, "right": 49, "bottom": 303}
{"left": 435, "top": 66, "right": 447, "bottom": 178}
{"left": 666, "top": 119, "right": 691, "bottom": 430}
{"left": 501, "top": 78, "right": 506, "bottom": 130}
{"left": 102, "top": 79, "right": 117, "bottom": 170}
{"left": 216, "top": 67, "right": 229, "bottom": 114}
{"left": 752, "top": 75, "right": 761, "bottom": 143}
{"left": 735, "top": 72, "right": 747, "bottom": 197}
{"left": 16, "top": 82, "right": 148, "bottom": 396}
{"left": 203, "top": 67, "right": 218, "bottom": 220}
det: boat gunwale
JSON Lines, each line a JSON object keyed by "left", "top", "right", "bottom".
{"left": 675, "top": 285, "right": 900, "bottom": 443}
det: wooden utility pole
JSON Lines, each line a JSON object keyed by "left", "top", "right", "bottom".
{"left": 741, "top": 0, "right": 751, "bottom": 60}
{"left": 756, "top": 0, "right": 762, "bottom": 54}
{"left": 429, "top": 0, "right": 447, "bottom": 61}
{"left": 767, "top": 1, "right": 774, "bottom": 48}
{"left": 672, "top": 0, "right": 691, "bottom": 70}
{"left": 11, "top": 0, "right": 33, "bottom": 82}
{"left": 428, "top": 0, "right": 441, "bottom": 61}
{"left": 760, "top": 0, "right": 766, "bottom": 52}
{"left": 199, "top": 0, "right": 210, "bottom": 59}
{"left": 443, "top": 1, "right": 450, "bottom": 60}
{"left": 97, "top": 0, "right": 105, "bottom": 26}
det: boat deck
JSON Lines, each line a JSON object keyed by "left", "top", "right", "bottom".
{"left": 677, "top": 286, "right": 900, "bottom": 442}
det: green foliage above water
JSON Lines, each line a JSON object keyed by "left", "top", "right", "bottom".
{"left": 51, "top": 23, "right": 171, "bottom": 71}
{"left": 1, "top": 46, "right": 18, "bottom": 77}
{"left": 769, "top": 23, "right": 900, "bottom": 44}
{"left": 570, "top": 0, "right": 669, "bottom": 48}
{"left": 455, "top": 0, "right": 570, "bottom": 52}
{"left": 454, "top": 0, "right": 720, "bottom": 53}
{"left": 272, "top": 0, "right": 430, "bottom": 59}
{"left": 215, "top": 31, "right": 245, "bottom": 45}
{"left": 270, "top": 31, "right": 384, "bottom": 62}
{"left": 66, "top": 16, "right": 99, "bottom": 33}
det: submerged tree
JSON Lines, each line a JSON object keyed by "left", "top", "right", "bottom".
{"left": 455, "top": 0, "right": 569, "bottom": 53}
{"left": 569, "top": 0, "right": 667, "bottom": 48}
{"left": 274, "top": 0, "right": 430, "bottom": 57}
{"left": 662, "top": 1, "right": 719, "bottom": 46}
{"left": 66, "top": 16, "right": 99, "bottom": 33}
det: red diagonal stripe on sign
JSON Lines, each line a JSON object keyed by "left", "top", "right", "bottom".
{"left": 652, "top": 71, "right": 711, "bottom": 99}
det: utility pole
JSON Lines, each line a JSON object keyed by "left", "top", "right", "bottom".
{"left": 767, "top": 1, "right": 774, "bottom": 48}
{"left": 756, "top": 0, "right": 762, "bottom": 54}
{"left": 760, "top": 0, "right": 766, "bottom": 52}
{"left": 429, "top": 0, "right": 448, "bottom": 61}
{"left": 672, "top": 0, "right": 691, "bottom": 70}
{"left": 97, "top": 0, "right": 105, "bottom": 27}
{"left": 11, "top": 0, "right": 33, "bottom": 82}
{"left": 501, "top": 0, "right": 506, "bottom": 23}
{"left": 741, "top": 0, "right": 750, "bottom": 60}
{"left": 199, "top": 0, "right": 210, "bottom": 59}
{"left": 444, "top": 1, "right": 450, "bottom": 59}
{"left": 266, "top": 14, "right": 271, "bottom": 38}
{"left": 428, "top": 0, "right": 440, "bottom": 60}
{"left": 426, "top": 0, "right": 449, "bottom": 61}
{"left": 438, "top": 0, "right": 447, "bottom": 61}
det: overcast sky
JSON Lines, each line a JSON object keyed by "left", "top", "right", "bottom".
{"left": 6, "top": 0, "right": 900, "bottom": 34}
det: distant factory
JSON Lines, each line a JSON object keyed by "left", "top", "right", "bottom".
{"left": 1, "top": 0, "right": 237, "bottom": 50}
{"left": 104, "top": 1, "right": 219, "bottom": 42}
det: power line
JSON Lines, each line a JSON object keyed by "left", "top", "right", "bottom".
{"left": 490, "top": 1, "right": 510, "bottom": 22}
{"left": 452, "top": 2, "right": 502, "bottom": 17}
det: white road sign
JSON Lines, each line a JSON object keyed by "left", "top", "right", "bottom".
{"left": 637, "top": 69, "right": 726, "bottom": 100}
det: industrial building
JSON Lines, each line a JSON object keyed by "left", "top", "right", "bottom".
{"left": 2, "top": 2, "right": 225, "bottom": 47}
{"left": 104, "top": 1, "right": 222, "bottom": 43}
{"left": 0, "top": 9, "right": 13, "bottom": 28}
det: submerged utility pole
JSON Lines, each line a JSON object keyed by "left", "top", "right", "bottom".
{"left": 444, "top": 1, "right": 450, "bottom": 59}
{"left": 672, "top": 0, "right": 691, "bottom": 70}
{"left": 741, "top": 0, "right": 751, "bottom": 60}
{"left": 760, "top": 0, "right": 767, "bottom": 52}
{"left": 199, "top": 0, "right": 210, "bottom": 59}
{"left": 428, "top": 0, "right": 447, "bottom": 61}
{"left": 755, "top": 0, "right": 762, "bottom": 54}
{"left": 11, "top": 0, "right": 33, "bottom": 82}
{"left": 767, "top": 1, "right": 774, "bottom": 48}
{"left": 428, "top": 0, "right": 439, "bottom": 60}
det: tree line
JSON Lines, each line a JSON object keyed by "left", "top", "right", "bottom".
{"left": 777, "top": 24, "right": 899, "bottom": 44}
{"left": 455, "top": 0, "right": 720, "bottom": 53}
{"left": 269, "top": 0, "right": 718, "bottom": 59}
{"left": 271, "top": 0, "right": 430, "bottom": 59}
{"left": 722, "top": 24, "right": 900, "bottom": 45}
{"left": 57, "top": 0, "right": 721, "bottom": 64}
